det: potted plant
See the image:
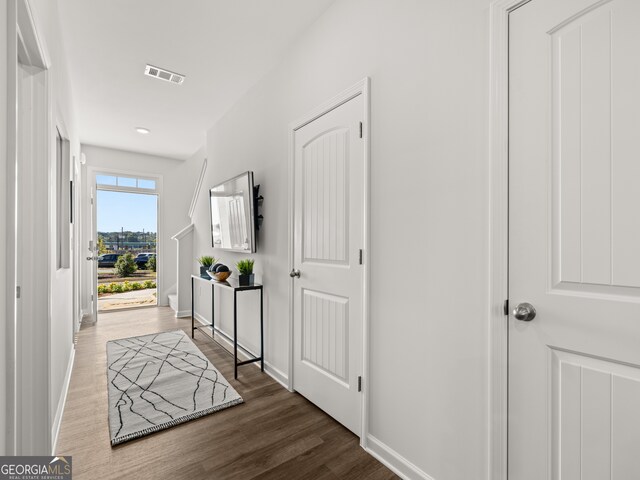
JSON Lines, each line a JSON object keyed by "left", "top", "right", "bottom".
{"left": 236, "top": 259, "right": 255, "bottom": 286}
{"left": 197, "top": 256, "right": 215, "bottom": 277}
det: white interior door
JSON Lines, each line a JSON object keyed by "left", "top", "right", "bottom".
{"left": 292, "top": 94, "right": 364, "bottom": 435}
{"left": 15, "top": 57, "right": 50, "bottom": 455}
{"left": 509, "top": 0, "right": 640, "bottom": 478}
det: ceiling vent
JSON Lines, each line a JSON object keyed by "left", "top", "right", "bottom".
{"left": 144, "top": 64, "right": 185, "bottom": 85}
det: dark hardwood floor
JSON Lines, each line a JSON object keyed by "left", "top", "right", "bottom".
{"left": 56, "top": 307, "right": 397, "bottom": 480}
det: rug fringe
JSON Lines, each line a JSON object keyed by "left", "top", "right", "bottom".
{"left": 111, "top": 397, "right": 244, "bottom": 446}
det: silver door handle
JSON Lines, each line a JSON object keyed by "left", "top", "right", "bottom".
{"left": 513, "top": 302, "right": 536, "bottom": 322}
{"left": 86, "top": 256, "right": 98, "bottom": 261}
{"left": 289, "top": 269, "right": 301, "bottom": 278}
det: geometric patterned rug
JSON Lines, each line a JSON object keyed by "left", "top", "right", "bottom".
{"left": 106, "top": 330, "right": 243, "bottom": 446}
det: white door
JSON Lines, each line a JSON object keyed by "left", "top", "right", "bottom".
{"left": 90, "top": 186, "right": 98, "bottom": 322}
{"left": 292, "top": 94, "right": 365, "bottom": 435}
{"left": 509, "top": 0, "right": 640, "bottom": 478}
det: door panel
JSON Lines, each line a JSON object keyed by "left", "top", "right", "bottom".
{"left": 509, "top": 0, "right": 640, "bottom": 478}
{"left": 302, "top": 289, "right": 349, "bottom": 383}
{"left": 293, "top": 94, "right": 364, "bottom": 435}
{"left": 550, "top": 349, "right": 640, "bottom": 480}
{"left": 302, "top": 128, "right": 349, "bottom": 264}
{"left": 550, "top": 0, "right": 640, "bottom": 295}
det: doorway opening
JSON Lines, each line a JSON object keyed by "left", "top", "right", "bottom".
{"left": 95, "top": 174, "right": 159, "bottom": 312}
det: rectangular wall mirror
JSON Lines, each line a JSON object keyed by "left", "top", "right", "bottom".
{"left": 209, "top": 171, "right": 256, "bottom": 253}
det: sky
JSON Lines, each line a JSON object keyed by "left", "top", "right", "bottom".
{"left": 97, "top": 190, "right": 157, "bottom": 232}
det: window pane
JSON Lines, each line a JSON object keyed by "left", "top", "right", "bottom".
{"left": 117, "top": 176, "right": 136, "bottom": 188}
{"left": 138, "top": 179, "right": 156, "bottom": 189}
{"left": 96, "top": 175, "right": 116, "bottom": 186}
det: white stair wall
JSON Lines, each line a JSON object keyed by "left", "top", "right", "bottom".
{"left": 171, "top": 224, "right": 195, "bottom": 317}
{"left": 168, "top": 293, "right": 178, "bottom": 312}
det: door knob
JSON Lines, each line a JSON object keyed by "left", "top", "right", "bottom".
{"left": 86, "top": 256, "right": 98, "bottom": 261}
{"left": 289, "top": 269, "right": 301, "bottom": 278}
{"left": 513, "top": 302, "right": 536, "bottom": 322}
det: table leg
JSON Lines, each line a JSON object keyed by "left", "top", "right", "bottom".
{"left": 234, "top": 290, "right": 238, "bottom": 379}
{"left": 211, "top": 283, "right": 215, "bottom": 338}
{"left": 191, "top": 276, "right": 194, "bottom": 339}
{"left": 260, "top": 287, "right": 264, "bottom": 372}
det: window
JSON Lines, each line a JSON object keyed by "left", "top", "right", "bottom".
{"left": 138, "top": 179, "right": 156, "bottom": 190}
{"left": 96, "top": 174, "right": 116, "bottom": 186}
{"left": 117, "top": 176, "right": 136, "bottom": 188}
{"left": 96, "top": 174, "right": 157, "bottom": 191}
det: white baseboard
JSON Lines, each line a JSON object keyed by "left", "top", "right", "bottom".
{"left": 175, "top": 309, "right": 191, "bottom": 318}
{"left": 365, "top": 434, "right": 434, "bottom": 480}
{"left": 193, "top": 312, "right": 210, "bottom": 327}
{"left": 192, "top": 314, "right": 289, "bottom": 388}
{"left": 262, "top": 362, "right": 288, "bottom": 389}
{"left": 51, "top": 348, "right": 75, "bottom": 455}
{"left": 81, "top": 311, "right": 95, "bottom": 325}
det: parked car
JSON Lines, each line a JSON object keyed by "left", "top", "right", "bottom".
{"left": 135, "top": 252, "right": 156, "bottom": 268}
{"left": 98, "top": 254, "right": 120, "bottom": 268}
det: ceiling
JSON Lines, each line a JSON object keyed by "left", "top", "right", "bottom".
{"left": 57, "top": 0, "right": 336, "bottom": 160}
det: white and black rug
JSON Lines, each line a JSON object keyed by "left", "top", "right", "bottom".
{"left": 106, "top": 330, "right": 243, "bottom": 446}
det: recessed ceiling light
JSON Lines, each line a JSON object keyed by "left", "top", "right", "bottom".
{"left": 135, "top": 127, "right": 150, "bottom": 135}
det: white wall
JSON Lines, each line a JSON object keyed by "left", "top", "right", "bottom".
{"left": 191, "top": 0, "right": 491, "bottom": 478}
{"left": 27, "top": 0, "right": 80, "bottom": 452}
{"left": 80, "top": 145, "right": 201, "bottom": 310}
{"left": 0, "top": 0, "right": 8, "bottom": 456}
{"left": 0, "top": 0, "right": 79, "bottom": 453}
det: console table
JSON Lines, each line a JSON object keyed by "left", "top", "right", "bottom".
{"left": 191, "top": 275, "right": 264, "bottom": 379}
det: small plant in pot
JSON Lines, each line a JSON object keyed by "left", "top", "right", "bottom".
{"left": 197, "top": 256, "right": 216, "bottom": 277}
{"left": 236, "top": 259, "right": 255, "bottom": 286}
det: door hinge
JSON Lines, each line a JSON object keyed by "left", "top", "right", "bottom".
{"left": 359, "top": 121, "right": 363, "bottom": 138}
{"left": 503, "top": 299, "right": 509, "bottom": 316}
{"left": 358, "top": 376, "right": 362, "bottom": 392}
{"left": 91, "top": 294, "right": 94, "bottom": 302}
{"left": 16, "top": 286, "right": 21, "bottom": 299}
{"left": 359, "top": 249, "right": 363, "bottom": 265}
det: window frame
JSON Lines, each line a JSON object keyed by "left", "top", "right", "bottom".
{"left": 96, "top": 174, "right": 158, "bottom": 193}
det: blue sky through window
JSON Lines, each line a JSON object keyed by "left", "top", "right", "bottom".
{"left": 97, "top": 190, "right": 157, "bottom": 232}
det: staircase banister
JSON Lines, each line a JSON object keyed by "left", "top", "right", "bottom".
{"left": 171, "top": 223, "right": 195, "bottom": 241}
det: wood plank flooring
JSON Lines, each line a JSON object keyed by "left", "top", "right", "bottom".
{"left": 56, "top": 307, "right": 397, "bottom": 480}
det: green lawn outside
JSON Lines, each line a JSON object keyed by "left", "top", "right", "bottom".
{"left": 97, "top": 267, "right": 157, "bottom": 285}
